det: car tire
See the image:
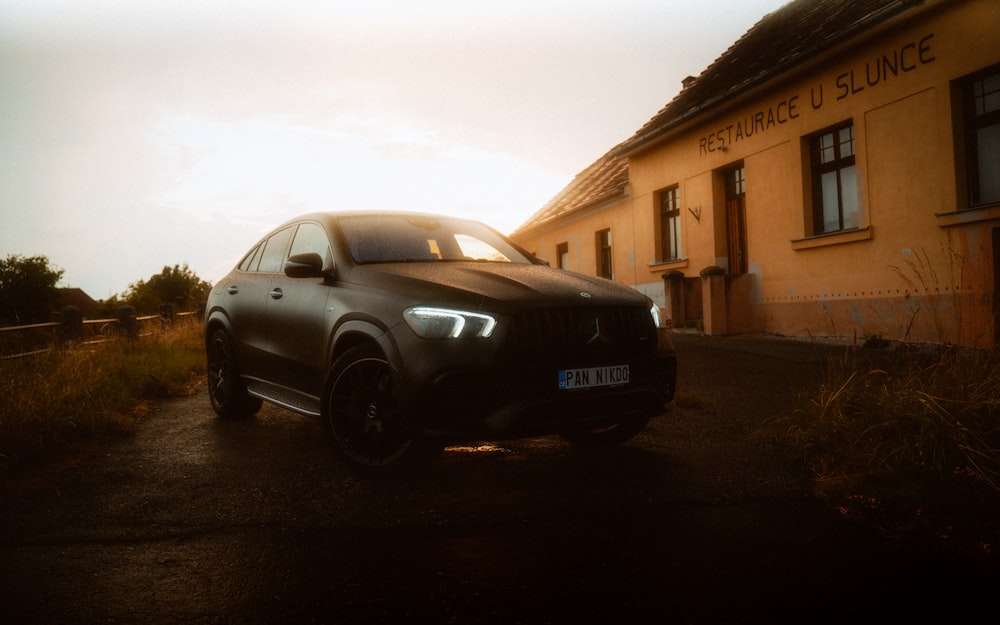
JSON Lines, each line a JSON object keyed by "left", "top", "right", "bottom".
{"left": 206, "top": 328, "right": 261, "bottom": 420}
{"left": 322, "top": 344, "right": 439, "bottom": 475}
{"left": 559, "top": 414, "right": 649, "bottom": 447}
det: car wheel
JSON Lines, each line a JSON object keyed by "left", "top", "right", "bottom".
{"left": 560, "top": 414, "right": 649, "bottom": 447}
{"left": 323, "top": 344, "right": 437, "bottom": 475}
{"left": 206, "top": 329, "right": 261, "bottom": 419}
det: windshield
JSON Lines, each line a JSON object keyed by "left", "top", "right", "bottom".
{"left": 338, "top": 215, "right": 533, "bottom": 265}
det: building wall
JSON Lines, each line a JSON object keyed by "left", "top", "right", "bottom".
{"left": 516, "top": 0, "right": 1000, "bottom": 347}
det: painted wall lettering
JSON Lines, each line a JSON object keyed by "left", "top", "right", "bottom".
{"left": 811, "top": 84, "right": 824, "bottom": 110}
{"left": 835, "top": 34, "right": 935, "bottom": 101}
{"left": 699, "top": 33, "right": 936, "bottom": 156}
{"left": 699, "top": 96, "right": 800, "bottom": 155}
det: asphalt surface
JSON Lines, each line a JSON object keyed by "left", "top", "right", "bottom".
{"left": 1, "top": 332, "right": 997, "bottom": 624}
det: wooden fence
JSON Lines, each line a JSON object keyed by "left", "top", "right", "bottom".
{"left": 0, "top": 309, "right": 199, "bottom": 360}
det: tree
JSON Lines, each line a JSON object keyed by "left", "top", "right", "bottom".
{"left": 0, "top": 255, "right": 64, "bottom": 326}
{"left": 95, "top": 294, "right": 124, "bottom": 320}
{"left": 123, "top": 264, "right": 212, "bottom": 315}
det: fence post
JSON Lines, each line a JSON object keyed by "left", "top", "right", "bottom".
{"left": 159, "top": 303, "right": 175, "bottom": 332}
{"left": 117, "top": 305, "right": 138, "bottom": 339}
{"left": 58, "top": 305, "right": 84, "bottom": 346}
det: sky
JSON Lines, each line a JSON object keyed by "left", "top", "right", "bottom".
{"left": 0, "top": 0, "right": 788, "bottom": 299}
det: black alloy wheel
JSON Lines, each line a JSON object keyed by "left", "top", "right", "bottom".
{"left": 324, "top": 344, "right": 432, "bottom": 474}
{"left": 207, "top": 329, "right": 260, "bottom": 419}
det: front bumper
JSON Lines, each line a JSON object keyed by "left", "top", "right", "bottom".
{"left": 402, "top": 332, "right": 676, "bottom": 440}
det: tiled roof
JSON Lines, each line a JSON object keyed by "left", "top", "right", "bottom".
{"left": 513, "top": 0, "right": 916, "bottom": 236}
{"left": 621, "top": 0, "right": 911, "bottom": 155}
{"left": 513, "top": 144, "right": 629, "bottom": 236}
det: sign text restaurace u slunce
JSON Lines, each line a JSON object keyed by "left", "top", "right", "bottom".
{"left": 699, "top": 33, "right": 936, "bottom": 156}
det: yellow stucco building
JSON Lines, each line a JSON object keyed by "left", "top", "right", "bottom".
{"left": 512, "top": 0, "right": 1000, "bottom": 347}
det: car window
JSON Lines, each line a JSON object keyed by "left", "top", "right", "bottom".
{"left": 339, "top": 215, "right": 531, "bottom": 264}
{"left": 257, "top": 227, "right": 294, "bottom": 273}
{"left": 289, "top": 223, "right": 332, "bottom": 260}
{"left": 454, "top": 234, "right": 513, "bottom": 262}
{"left": 238, "top": 242, "right": 263, "bottom": 272}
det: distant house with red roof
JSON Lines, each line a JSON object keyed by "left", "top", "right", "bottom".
{"left": 58, "top": 288, "right": 100, "bottom": 318}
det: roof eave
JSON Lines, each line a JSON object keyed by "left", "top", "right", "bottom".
{"left": 511, "top": 187, "right": 629, "bottom": 239}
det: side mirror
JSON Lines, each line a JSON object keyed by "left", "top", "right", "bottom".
{"left": 283, "top": 252, "right": 326, "bottom": 279}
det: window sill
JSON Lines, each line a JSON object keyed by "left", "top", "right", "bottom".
{"left": 791, "top": 227, "right": 872, "bottom": 250}
{"left": 649, "top": 258, "right": 689, "bottom": 272}
{"left": 936, "top": 204, "right": 1000, "bottom": 228}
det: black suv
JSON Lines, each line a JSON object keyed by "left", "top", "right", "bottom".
{"left": 205, "top": 212, "right": 676, "bottom": 473}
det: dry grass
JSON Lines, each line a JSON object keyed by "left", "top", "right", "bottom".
{"left": 777, "top": 345, "right": 1000, "bottom": 559}
{"left": 0, "top": 317, "right": 205, "bottom": 468}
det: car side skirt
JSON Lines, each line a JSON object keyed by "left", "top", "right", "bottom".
{"left": 245, "top": 377, "right": 322, "bottom": 418}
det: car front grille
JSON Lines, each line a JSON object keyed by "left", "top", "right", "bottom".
{"left": 500, "top": 305, "right": 656, "bottom": 366}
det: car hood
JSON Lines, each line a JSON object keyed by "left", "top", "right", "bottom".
{"left": 346, "top": 262, "right": 650, "bottom": 311}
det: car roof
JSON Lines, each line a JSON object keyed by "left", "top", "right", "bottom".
{"left": 273, "top": 211, "right": 482, "bottom": 231}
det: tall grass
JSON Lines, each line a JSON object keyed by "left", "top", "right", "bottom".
{"left": 0, "top": 317, "right": 205, "bottom": 466}
{"left": 778, "top": 344, "right": 1000, "bottom": 556}
{"left": 782, "top": 233, "right": 999, "bottom": 557}
{"left": 786, "top": 347, "right": 1000, "bottom": 491}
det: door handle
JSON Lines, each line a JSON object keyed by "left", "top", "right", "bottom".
{"left": 270, "top": 288, "right": 284, "bottom": 300}
{"left": 227, "top": 286, "right": 239, "bottom": 295}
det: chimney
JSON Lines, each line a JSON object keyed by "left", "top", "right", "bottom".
{"left": 682, "top": 75, "right": 697, "bottom": 89}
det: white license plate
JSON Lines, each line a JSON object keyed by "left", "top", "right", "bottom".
{"left": 558, "top": 365, "right": 630, "bottom": 390}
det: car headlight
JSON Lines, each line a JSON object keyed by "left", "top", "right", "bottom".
{"left": 650, "top": 303, "right": 664, "bottom": 329}
{"left": 403, "top": 307, "right": 497, "bottom": 339}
